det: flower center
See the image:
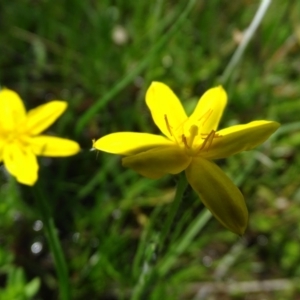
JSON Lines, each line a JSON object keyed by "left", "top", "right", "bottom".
{"left": 182, "top": 125, "right": 198, "bottom": 149}
{"left": 182, "top": 129, "right": 222, "bottom": 156}
{"left": 4, "top": 129, "right": 30, "bottom": 147}
{"left": 164, "top": 113, "right": 222, "bottom": 157}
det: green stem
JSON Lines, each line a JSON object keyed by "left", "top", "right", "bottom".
{"left": 131, "top": 173, "right": 188, "bottom": 300}
{"left": 131, "top": 209, "right": 212, "bottom": 300}
{"left": 158, "top": 172, "right": 188, "bottom": 251}
{"left": 132, "top": 204, "right": 162, "bottom": 278}
{"left": 33, "top": 184, "right": 70, "bottom": 300}
{"left": 158, "top": 209, "right": 212, "bottom": 276}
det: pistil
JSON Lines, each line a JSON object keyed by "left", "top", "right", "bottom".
{"left": 188, "top": 125, "right": 198, "bottom": 148}
{"left": 182, "top": 125, "right": 199, "bottom": 155}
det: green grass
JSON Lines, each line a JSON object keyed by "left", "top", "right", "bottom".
{"left": 1, "top": 0, "right": 300, "bottom": 299}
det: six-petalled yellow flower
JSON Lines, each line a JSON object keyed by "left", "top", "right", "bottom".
{"left": 93, "top": 82, "right": 280, "bottom": 235}
{"left": 0, "top": 88, "right": 80, "bottom": 186}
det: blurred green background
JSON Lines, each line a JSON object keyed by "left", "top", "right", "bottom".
{"left": 1, "top": 0, "right": 300, "bottom": 299}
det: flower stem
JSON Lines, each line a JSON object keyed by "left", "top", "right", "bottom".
{"left": 131, "top": 210, "right": 212, "bottom": 298}
{"left": 131, "top": 173, "right": 188, "bottom": 300}
{"left": 33, "top": 184, "right": 70, "bottom": 300}
{"left": 157, "top": 172, "right": 188, "bottom": 252}
{"left": 158, "top": 209, "right": 212, "bottom": 276}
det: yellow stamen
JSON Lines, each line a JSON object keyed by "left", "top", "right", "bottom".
{"left": 164, "top": 114, "right": 173, "bottom": 136}
{"left": 198, "top": 130, "right": 222, "bottom": 152}
{"left": 182, "top": 134, "right": 189, "bottom": 148}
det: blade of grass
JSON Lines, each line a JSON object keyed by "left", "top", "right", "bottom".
{"left": 220, "top": 0, "right": 272, "bottom": 85}
{"left": 33, "top": 183, "right": 70, "bottom": 300}
{"left": 157, "top": 173, "right": 188, "bottom": 252}
{"left": 132, "top": 204, "right": 163, "bottom": 279}
{"left": 158, "top": 208, "right": 212, "bottom": 277}
{"left": 75, "top": 0, "right": 198, "bottom": 136}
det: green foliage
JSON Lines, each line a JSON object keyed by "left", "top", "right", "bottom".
{"left": 0, "top": 250, "right": 40, "bottom": 300}
{"left": 1, "top": 0, "right": 300, "bottom": 299}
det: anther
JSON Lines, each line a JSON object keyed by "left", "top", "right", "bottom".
{"left": 182, "top": 134, "right": 189, "bottom": 148}
{"left": 198, "top": 130, "right": 221, "bottom": 152}
{"left": 164, "top": 114, "right": 173, "bottom": 136}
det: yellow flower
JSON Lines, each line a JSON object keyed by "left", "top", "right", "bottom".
{"left": 0, "top": 88, "right": 80, "bottom": 186}
{"left": 93, "top": 82, "right": 280, "bottom": 234}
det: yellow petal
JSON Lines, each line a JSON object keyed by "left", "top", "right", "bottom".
{"left": 186, "top": 157, "right": 248, "bottom": 235}
{"left": 200, "top": 121, "right": 280, "bottom": 160}
{"left": 122, "top": 146, "right": 192, "bottom": 179}
{"left": 93, "top": 132, "right": 173, "bottom": 155}
{"left": 0, "top": 88, "right": 26, "bottom": 132}
{"left": 185, "top": 86, "right": 227, "bottom": 136}
{"left": 3, "top": 143, "right": 39, "bottom": 186}
{"left": 30, "top": 135, "right": 80, "bottom": 156}
{"left": 146, "top": 82, "right": 187, "bottom": 139}
{"left": 26, "top": 101, "right": 67, "bottom": 135}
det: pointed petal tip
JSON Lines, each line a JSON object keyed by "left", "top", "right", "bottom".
{"left": 208, "top": 85, "right": 225, "bottom": 91}
{"left": 147, "top": 81, "right": 176, "bottom": 95}
{"left": 216, "top": 203, "right": 248, "bottom": 235}
{"left": 268, "top": 121, "right": 280, "bottom": 135}
{"left": 0, "top": 87, "right": 18, "bottom": 95}
{"left": 0, "top": 87, "right": 11, "bottom": 93}
{"left": 147, "top": 81, "right": 169, "bottom": 96}
{"left": 215, "top": 85, "right": 227, "bottom": 97}
{"left": 203, "top": 120, "right": 281, "bottom": 160}
{"left": 229, "top": 212, "right": 248, "bottom": 235}
{"left": 215, "top": 85, "right": 225, "bottom": 90}
{"left": 49, "top": 100, "right": 68, "bottom": 112}
{"left": 147, "top": 81, "right": 158, "bottom": 91}
{"left": 149, "top": 81, "right": 162, "bottom": 86}
{"left": 18, "top": 177, "right": 37, "bottom": 186}
{"left": 186, "top": 157, "right": 248, "bottom": 235}
{"left": 0, "top": 88, "right": 26, "bottom": 130}
{"left": 272, "top": 121, "right": 281, "bottom": 129}
{"left": 10, "top": 167, "right": 38, "bottom": 186}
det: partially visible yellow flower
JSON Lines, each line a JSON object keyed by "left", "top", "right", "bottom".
{"left": 0, "top": 88, "right": 80, "bottom": 186}
{"left": 93, "top": 82, "right": 280, "bottom": 235}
